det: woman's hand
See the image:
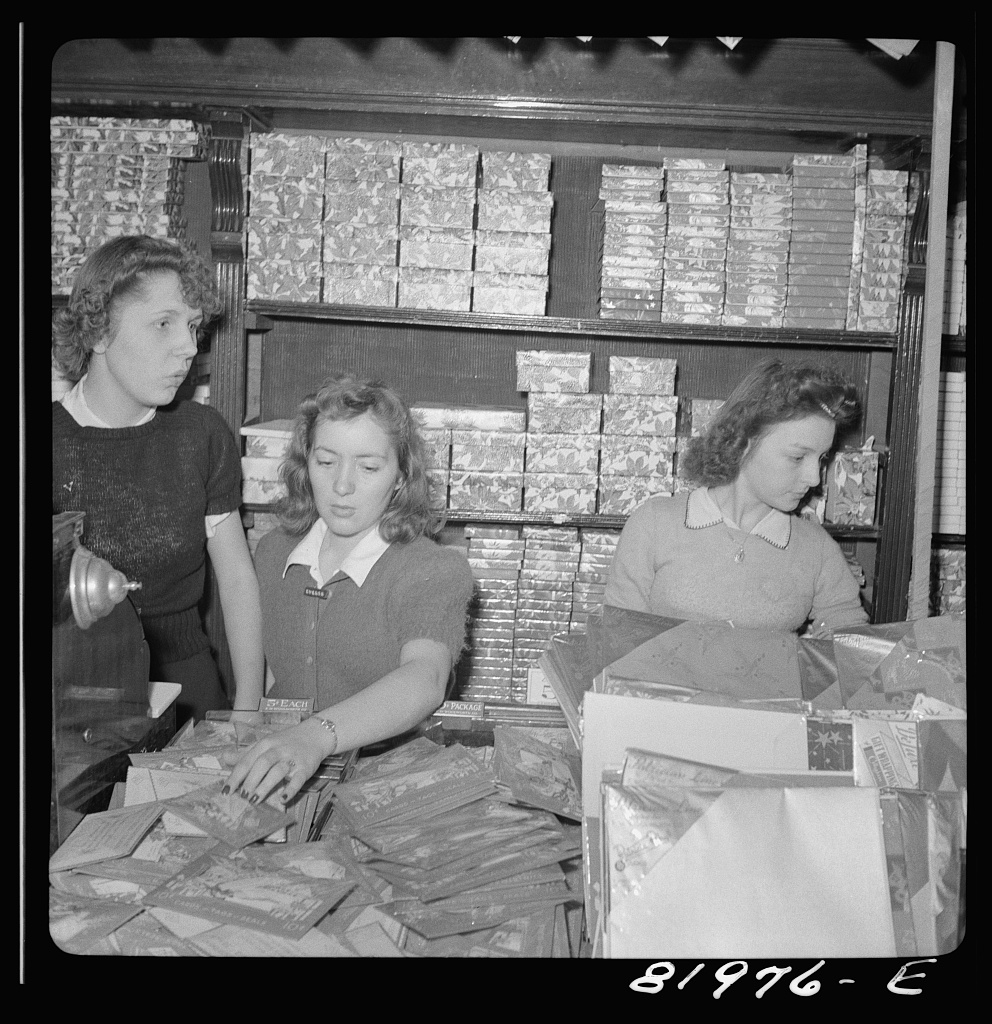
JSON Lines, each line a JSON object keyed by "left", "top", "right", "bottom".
{"left": 222, "top": 718, "right": 336, "bottom": 806}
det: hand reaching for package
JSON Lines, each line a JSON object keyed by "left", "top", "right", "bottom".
{"left": 222, "top": 717, "right": 337, "bottom": 806}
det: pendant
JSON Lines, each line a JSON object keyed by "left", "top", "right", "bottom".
{"left": 734, "top": 547, "right": 745, "bottom": 563}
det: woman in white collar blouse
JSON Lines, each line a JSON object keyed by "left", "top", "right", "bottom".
{"left": 604, "top": 359, "right": 870, "bottom": 636}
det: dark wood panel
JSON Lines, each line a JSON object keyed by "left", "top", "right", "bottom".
{"left": 49, "top": 37, "right": 936, "bottom": 147}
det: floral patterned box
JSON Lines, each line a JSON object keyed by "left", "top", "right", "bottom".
{"left": 607, "top": 356, "right": 676, "bottom": 395}
{"left": 526, "top": 392, "right": 602, "bottom": 434}
{"left": 598, "top": 435, "right": 675, "bottom": 477}
{"left": 451, "top": 430, "right": 526, "bottom": 473}
{"left": 448, "top": 471, "right": 523, "bottom": 512}
{"left": 825, "top": 448, "right": 879, "bottom": 526}
{"left": 515, "top": 350, "right": 591, "bottom": 393}
{"left": 523, "top": 473, "right": 598, "bottom": 514}
{"left": 602, "top": 394, "right": 678, "bottom": 436}
{"left": 524, "top": 433, "right": 601, "bottom": 475}
{"left": 597, "top": 475, "right": 672, "bottom": 515}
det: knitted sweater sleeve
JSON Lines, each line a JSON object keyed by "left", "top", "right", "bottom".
{"left": 199, "top": 404, "right": 243, "bottom": 516}
{"left": 388, "top": 541, "right": 475, "bottom": 663}
{"left": 809, "top": 530, "right": 870, "bottom": 631}
{"left": 603, "top": 497, "right": 665, "bottom": 613}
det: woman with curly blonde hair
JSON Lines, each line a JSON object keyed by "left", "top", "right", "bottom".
{"left": 224, "top": 372, "right": 474, "bottom": 807}
{"left": 604, "top": 359, "right": 869, "bottom": 636}
{"left": 52, "top": 235, "right": 264, "bottom": 724}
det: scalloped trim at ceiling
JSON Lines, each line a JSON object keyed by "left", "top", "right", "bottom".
{"left": 503, "top": 37, "right": 920, "bottom": 59}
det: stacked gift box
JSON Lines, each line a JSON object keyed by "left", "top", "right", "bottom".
{"left": 459, "top": 524, "right": 525, "bottom": 703}
{"left": 517, "top": 350, "right": 596, "bottom": 513}
{"left": 784, "top": 153, "right": 857, "bottom": 330}
{"left": 239, "top": 419, "right": 294, "bottom": 506}
{"left": 246, "top": 132, "right": 326, "bottom": 303}
{"left": 398, "top": 142, "right": 478, "bottom": 312}
{"left": 933, "top": 370, "right": 967, "bottom": 536}
{"left": 512, "top": 527, "right": 582, "bottom": 701}
{"left": 723, "top": 171, "right": 792, "bottom": 328}
{"left": 824, "top": 443, "right": 879, "bottom": 527}
{"left": 599, "top": 357, "right": 679, "bottom": 514}
{"left": 322, "top": 137, "right": 403, "bottom": 307}
{"left": 598, "top": 163, "right": 667, "bottom": 321}
{"left": 943, "top": 199, "right": 967, "bottom": 336}
{"left": 931, "top": 547, "right": 966, "bottom": 616}
{"left": 51, "top": 116, "right": 203, "bottom": 293}
{"left": 843, "top": 144, "right": 869, "bottom": 330}
{"left": 570, "top": 530, "right": 619, "bottom": 632}
{"left": 416, "top": 404, "right": 527, "bottom": 513}
{"left": 661, "top": 159, "right": 730, "bottom": 327}
{"left": 855, "top": 168, "right": 910, "bottom": 333}
{"left": 473, "top": 151, "right": 553, "bottom": 316}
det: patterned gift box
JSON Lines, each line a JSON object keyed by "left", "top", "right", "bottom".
{"left": 323, "top": 191, "right": 399, "bottom": 226}
{"left": 240, "top": 419, "right": 295, "bottom": 459}
{"left": 450, "top": 430, "right": 526, "bottom": 473}
{"left": 242, "top": 477, "right": 288, "bottom": 505}
{"left": 602, "top": 394, "right": 678, "bottom": 436}
{"left": 598, "top": 435, "right": 675, "bottom": 477}
{"left": 401, "top": 142, "right": 479, "bottom": 187}
{"left": 247, "top": 229, "right": 322, "bottom": 262}
{"left": 608, "top": 356, "right": 677, "bottom": 395}
{"left": 472, "top": 286, "right": 548, "bottom": 316}
{"left": 246, "top": 260, "right": 322, "bottom": 303}
{"left": 476, "top": 192, "right": 553, "bottom": 234}
{"left": 598, "top": 475, "right": 672, "bottom": 514}
{"left": 324, "top": 154, "right": 401, "bottom": 182}
{"left": 399, "top": 193, "right": 476, "bottom": 229}
{"left": 413, "top": 405, "right": 526, "bottom": 431}
{"left": 523, "top": 473, "right": 598, "bottom": 514}
{"left": 399, "top": 239, "right": 475, "bottom": 271}
{"left": 323, "top": 263, "right": 398, "bottom": 306}
{"left": 474, "top": 228, "right": 551, "bottom": 250}
{"left": 448, "top": 470, "right": 523, "bottom": 512}
{"left": 473, "top": 246, "right": 550, "bottom": 276}
{"left": 419, "top": 427, "right": 452, "bottom": 471}
{"left": 526, "top": 392, "right": 602, "bottom": 434}
{"left": 481, "top": 151, "right": 552, "bottom": 191}
{"left": 323, "top": 178, "right": 402, "bottom": 201}
{"left": 515, "top": 351, "right": 591, "bottom": 393}
{"left": 249, "top": 134, "right": 326, "bottom": 177}
{"left": 322, "top": 225, "right": 399, "bottom": 266}
{"left": 825, "top": 449, "right": 879, "bottom": 525}
{"left": 524, "top": 433, "right": 601, "bottom": 475}
{"left": 603, "top": 163, "right": 666, "bottom": 181}
{"left": 397, "top": 267, "right": 473, "bottom": 311}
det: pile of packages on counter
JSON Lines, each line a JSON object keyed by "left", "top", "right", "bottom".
{"left": 539, "top": 606, "right": 966, "bottom": 957}
{"left": 239, "top": 352, "right": 879, "bottom": 526}
{"left": 245, "top": 132, "right": 553, "bottom": 313}
{"left": 596, "top": 147, "right": 918, "bottom": 333}
{"left": 51, "top": 116, "right": 205, "bottom": 293}
{"left": 49, "top": 712, "right": 588, "bottom": 957}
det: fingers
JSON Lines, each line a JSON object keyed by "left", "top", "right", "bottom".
{"left": 224, "top": 746, "right": 300, "bottom": 805}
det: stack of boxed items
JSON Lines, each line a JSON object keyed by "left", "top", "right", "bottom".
{"left": 398, "top": 142, "right": 478, "bottom": 312}
{"left": 570, "top": 530, "right": 619, "bottom": 633}
{"left": 598, "top": 357, "right": 678, "bottom": 514}
{"left": 540, "top": 608, "right": 966, "bottom": 958}
{"left": 843, "top": 143, "right": 870, "bottom": 330}
{"left": 933, "top": 370, "right": 967, "bottom": 535}
{"left": 51, "top": 116, "right": 202, "bottom": 293}
{"left": 322, "top": 137, "right": 403, "bottom": 308}
{"left": 784, "top": 153, "right": 857, "bottom": 330}
{"left": 459, "top": 525, "right": 525, "bottom": 704}
{"left": 723, "top": 171, "right": 793, "bottom": 327}
{"left": 855, "top": 167, "right": 910, "bottom": 333}
{"left": 512, "top": 528, "right": 582, "bottom": 704}
{"left": 943, "top": 199, "right": 967, "bottom": 336}
{"left": 415, "top": 402, "right": 526, "bottom": 514}
{"left": 661, "top": 159, "right": 730, "bottom": 326}
{"left": 246, "top": 133, "right": 325, "bottom": 303}
{"left": 517, "top": 350, "right": 597, "bottom": 515}
{"left": 239, "top": 418, "right": 293, "bottom": 515}
{"left": 416, "top": 421, "right": 451, "bottom": 507}
{"left": 473, "top": 151, "right": 553, "bottom": 316}
{"left": 597, "top": 163, "right": 667, "bottom": 321}
{"left": 931, "top": 547, "right": 966, "bottom": 616}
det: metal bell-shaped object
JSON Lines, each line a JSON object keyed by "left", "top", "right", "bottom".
{"left": 68, "top": 544, "right": 142, "bottom": 630}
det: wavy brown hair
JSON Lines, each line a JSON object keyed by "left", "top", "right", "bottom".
{"left": 275, "top": 372, "right": 446, "bottom": 542}
{"left": 680, "top": 359, "right": 862, "bottom": 487}
{"left": 52, "top": 235, "right": 220, "bottom": 382}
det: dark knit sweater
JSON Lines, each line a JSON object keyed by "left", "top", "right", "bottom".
{"left": 255, "top": 527, "right": 475, "bottom": 709}
{"left": 52, "top": 400, "right": 242, "bottom": 661}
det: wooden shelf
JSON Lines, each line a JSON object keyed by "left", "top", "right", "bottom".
{"left": 245, "top": 300, "right": 898, "bottom": 351}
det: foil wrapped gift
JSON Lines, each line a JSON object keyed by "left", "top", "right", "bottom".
{"left": 515, "top": 350, "right": 591, "bottom": 394}
{"left": 825, "top": 445, "right": 879, "bottom": 525}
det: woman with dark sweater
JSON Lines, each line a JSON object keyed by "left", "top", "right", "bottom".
{"left": 52, "top": 235, "right": 264, "bottom": 724}
{"left": 223, "top": 372, "right": 474, "bottom": 806}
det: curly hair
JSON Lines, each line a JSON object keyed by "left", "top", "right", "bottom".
{"left": 275, "top": 372, "right": 446, "bottom": 543}
{"left": 679, "top": 359, "right": 862, "bottom": 487}
{"left": 52, "top": 235, "right": 220, "bottom": 382}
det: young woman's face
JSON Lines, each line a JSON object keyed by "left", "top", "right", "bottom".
{"left": 307, "top": 413, "right": 403, "bottom": 542}
{"left": 736, "top": 413, "right": 836, "bottom": 514}
{"left": 93, "top": 270, "right": 201, "bottom": 418}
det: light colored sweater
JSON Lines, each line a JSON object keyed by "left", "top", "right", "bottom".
{"left": 603, "top": 488, "right": 868, "bottom": 634}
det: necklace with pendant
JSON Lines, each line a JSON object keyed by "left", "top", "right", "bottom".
{"left": 733, "top": 539, "right": 747, "bottom": 563}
